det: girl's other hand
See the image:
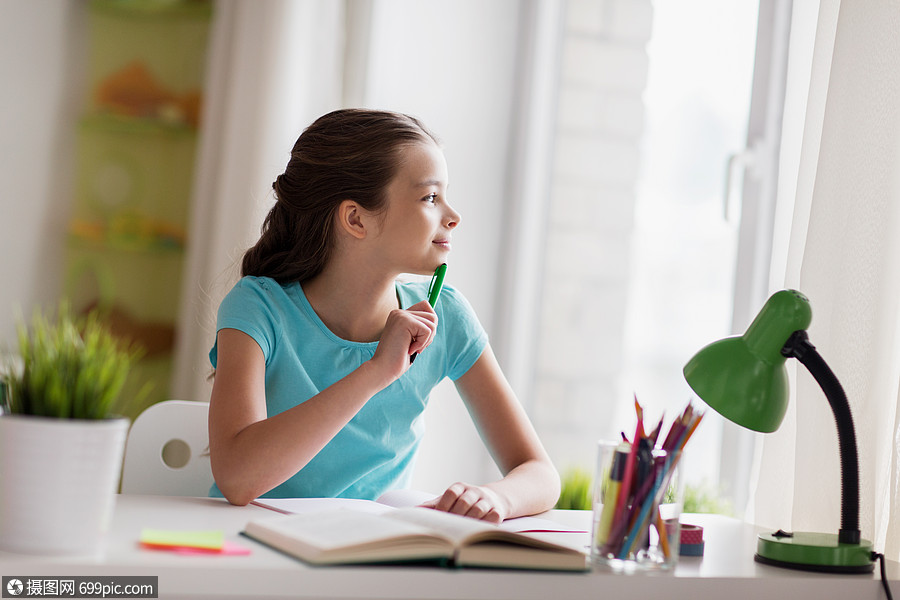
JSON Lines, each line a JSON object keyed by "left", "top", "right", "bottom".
{"left": 420, "top": 482, "right": 509, "bottom": 524}
{"left": 369, "top": 300, "right": 437, "bottom": 383}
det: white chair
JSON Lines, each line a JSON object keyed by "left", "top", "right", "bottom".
{"left": 121, "top": 400, "right": 215, "bottom": 496}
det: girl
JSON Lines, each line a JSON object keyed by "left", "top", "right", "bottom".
{"left": 208, "top": 109, "right": 559, "bottom": 523}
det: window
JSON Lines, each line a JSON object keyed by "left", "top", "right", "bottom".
{"left": 623, "top": 0, "right": 761, "bottom": 490}
{"left": 531, "top": 0, "right": 764, "bottom": 510}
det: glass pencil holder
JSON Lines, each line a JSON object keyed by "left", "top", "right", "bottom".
{"left": 590, "top": 440, "right": 684, "bottom": 572}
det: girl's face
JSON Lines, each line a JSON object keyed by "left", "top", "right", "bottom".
{"left": 371, "top": 141, "right": 460, "bottom": 275}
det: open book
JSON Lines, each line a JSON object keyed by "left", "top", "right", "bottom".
{"left": 252, "top": 489, "right": 585, "bottom": 535}
{"left": 243, "top": 505, "right": 589, "bottom": 571}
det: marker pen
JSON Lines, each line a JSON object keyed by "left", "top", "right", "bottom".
{"left": 409, "top": 263, "right": 447, "bottom": 364}
{"left": 594, "top": 442, "right": 630, "bottom": 549}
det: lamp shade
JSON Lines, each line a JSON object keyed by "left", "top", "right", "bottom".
{"left": 683, "top": 290, "right": 812, "bottom": 433}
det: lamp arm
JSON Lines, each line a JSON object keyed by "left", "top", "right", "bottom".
{"left": 782, "top": 330, "right": 861, "bottom": 545}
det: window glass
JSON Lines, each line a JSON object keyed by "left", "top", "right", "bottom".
{"left": 621, "top": 0, "right": 761, "bottom": 488}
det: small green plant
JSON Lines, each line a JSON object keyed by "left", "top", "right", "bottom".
{"left": 683, "top": 481, "right": 734, "bottom": 515}
{"left": 664, "top": 481, "right": 734, "bottom": 516}
{"left": 3, "top": 303, "right": 141, "bottom": 419}
{"left": 555, "top": 467, "right": 593, "bottom": 510}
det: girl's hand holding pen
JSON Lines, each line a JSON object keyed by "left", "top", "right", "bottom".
{"left": 370, "top": 300, "right": 438, "bottom": 383}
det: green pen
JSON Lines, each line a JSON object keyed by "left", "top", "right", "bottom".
{"left": 427, "top": 263, "right": 448, "bottom": 306}
{"left": 410, "top": 263, "right": 447, "bottom": 364}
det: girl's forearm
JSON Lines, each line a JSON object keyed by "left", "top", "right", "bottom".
{"left": 484, "top": 459, "right": 561, "bottom": 519}
{"left": 211, "top": 361, "right": 391, "bottom": 505}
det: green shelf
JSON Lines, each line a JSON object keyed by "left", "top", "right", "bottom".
{"left": 71, "top": 0, "right": 213, "bottom": 417}
{"left": 67, "top": 232, "right": 185, "bottom": 255}
{"left": 80, "top": 113, "right": 197, "bottom": 137}
{"left": 90, "top": 0, "right": 213, "bottom": 20}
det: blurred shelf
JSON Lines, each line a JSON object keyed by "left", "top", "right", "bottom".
{"left": 67, "top": 232, "right": 185, "bottom": 255}
{"left": 90, "top": 0, "right": 213, "bottom": 20}
{"left": 79, "top": 113, "right": 198, "bottom": 137}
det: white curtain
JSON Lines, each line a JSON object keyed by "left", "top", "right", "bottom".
{"left": 171, "top": 0, "right": 345, "bottom": 405}
{"left": 751, "top": 0, "right": 900, "bottom": 560}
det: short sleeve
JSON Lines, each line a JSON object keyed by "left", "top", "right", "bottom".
{"left": 438, "top": 285, "right": 489, "bottom": 380}
{"left": 209, "top": 277, "right": 281, "bottom": 368}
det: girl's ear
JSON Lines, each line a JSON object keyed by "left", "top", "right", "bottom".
{"left": 337, "top": 200, "right": 368, "bottom": 240}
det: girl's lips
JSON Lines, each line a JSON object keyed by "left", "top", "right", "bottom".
{"left": 433, "top": 240, "right": 451, "bottom": 250}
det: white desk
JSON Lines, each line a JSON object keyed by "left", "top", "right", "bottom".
{"left": 0, "top": 495, "right": 897, "bottom": 600}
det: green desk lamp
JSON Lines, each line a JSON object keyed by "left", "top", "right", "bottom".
{"left": 683, "top": 289, "right": 875, "bottom": 573}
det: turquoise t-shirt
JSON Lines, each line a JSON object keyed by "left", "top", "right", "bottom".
{"left": 209, "top": 276, "right": 488, "bottom": 500}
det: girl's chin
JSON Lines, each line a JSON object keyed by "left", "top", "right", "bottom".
{"left": 416, "top": 261, "right": 447, "bottom": 276}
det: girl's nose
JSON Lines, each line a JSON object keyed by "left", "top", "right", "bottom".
{"left": 445, "top": 204, "right": 461, "bottom": 229}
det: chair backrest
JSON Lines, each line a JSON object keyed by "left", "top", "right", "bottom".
{"left": 121, "top": 400, "right": 214, "bottom": 496}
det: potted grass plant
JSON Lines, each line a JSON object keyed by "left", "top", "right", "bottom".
{"left": 0, "top": 303, "right": 140, "bottom": 555}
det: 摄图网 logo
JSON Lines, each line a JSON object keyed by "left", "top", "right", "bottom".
{"left": 5, "top": 579, "right": 23, "bottom": 596}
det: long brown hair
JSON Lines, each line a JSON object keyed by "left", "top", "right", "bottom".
{"left": 241, "top": 109, "right": 439, "bottom": 283}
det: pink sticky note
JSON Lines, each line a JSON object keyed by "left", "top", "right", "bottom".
{"left": 172, "top": 541, "right": 252, "bottom": 556}
{"left": 141, "top": 541, "right": 251, "bottom": 556}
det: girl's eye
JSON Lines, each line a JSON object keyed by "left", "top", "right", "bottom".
{"left": 424, "top": 193, "right": 437, "bottom": 204}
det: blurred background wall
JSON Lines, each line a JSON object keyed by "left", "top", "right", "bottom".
{"left": 0, "top": 0, "right": 752, "bottom": 503}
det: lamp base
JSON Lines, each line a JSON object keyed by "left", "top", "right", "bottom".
{"left": 755, "top": 531, "right": 874, "bottom": 574}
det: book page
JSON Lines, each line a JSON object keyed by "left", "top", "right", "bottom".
{"left": 499, "top": 515, "right": 588, "bottom": 534}
{"left": 253, "top": 489, "right": 438, "bottom": 515}
{"left": 252, "top": 497, "right": 393, "bottom": 516}
{"left": 457, "top": 540, "right": 589, "bottom": 571}
{"left": 254, "top": 491, "right": 586, "bottom": 534}
{"left": 376, "top": 490, "right": 587, "bottom": 533}
{"left": 248, "top": 508, "right": 452, "bottom": 554}
{"left": 387, "top": 508, "right": 587, "bottom": 555}
{"left": 387, "top": 507, "right": 505, "bottom": 546}
{"left": 375, "top": 488, "right": 439, "bottom": 508}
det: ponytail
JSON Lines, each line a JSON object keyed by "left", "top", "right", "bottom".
{"left": 241, "top": 182, "right": 335, "bottom": 283}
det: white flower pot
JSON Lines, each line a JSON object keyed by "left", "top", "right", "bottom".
{"left": 0, "top": 414, "right": 129, "bottom": 555}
